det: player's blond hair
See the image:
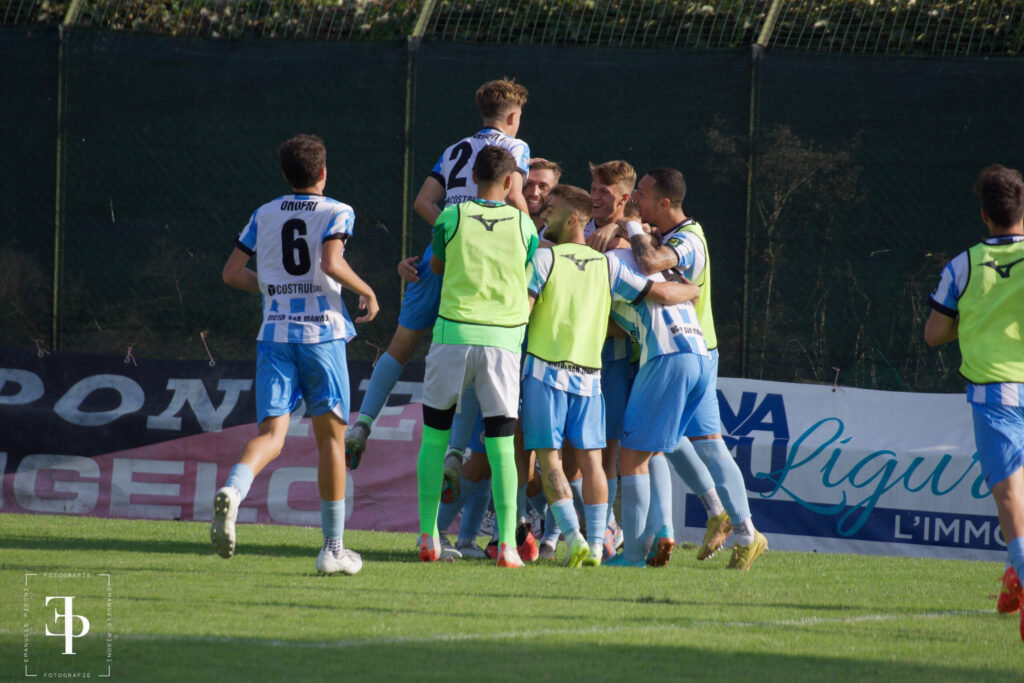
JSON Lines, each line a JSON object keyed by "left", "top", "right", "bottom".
{"left": 548, "top": 184, "right": 591, "bottom": 221}
{"left": 589, "top": 160, "right": 636, "bottom": 193}
{"left": 529, "top": 158, "right": 563, "bottom": 182}
{"left": 476, "top": 78, "right": 529, "bottom": 120}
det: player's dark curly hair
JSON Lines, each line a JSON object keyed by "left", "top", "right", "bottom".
{"left": 473, "top": 145, "right": 517, "bottom": 182}
{"left": 278, "top": 134, "right": 326, "bottom": 189}
{"left": 974, "top": 164, "right": 1024, "bottom": 228}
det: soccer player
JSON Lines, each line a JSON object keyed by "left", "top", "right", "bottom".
{"left": 524, "top": 184, "right": 700, "bottom": 566}
{"left": 626, "top": 167, "right": 767, "bottom": 570}
{"left": 344, "top": 79, "right": 530, "bottom": 468}
{"left": 416, "top": 145, "right": 538, "bottom": 568}
{"left": 213, "top": 134, "right": 378, "bottom": 576}
{"left": 925, "top": 164, "right": 1024, "bottom": 640}
{"left": 525, "top": 158, "right": 562, "bottom": 232}
{"left": 604, "top": 225, "right": 711, "bottom": 567}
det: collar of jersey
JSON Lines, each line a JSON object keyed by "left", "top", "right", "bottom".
{"left": 289, "top": 193, "right": 323, "bottom": 198}
{"left": 985, "top": 234, "right": 1024, "bottom": 245}
{"left": 471, "top": 199, "right": 505, "bottom": 207}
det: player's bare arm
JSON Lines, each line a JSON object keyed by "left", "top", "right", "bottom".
{"left": 322, "top": 238, "right": 379, "bottom": 323}
{"left": 924, "top": 309, "right": 958, "bottom": 347}
{"left": 222, "top": 247, "right": 260, "bottom": 293}
{"left": 397, "top": 256, "right": 420, "bottom": 283}
{"left": 430, "top": 253, "right": 445, "bottom": 275}
{"left": 646, "top": 279, "right": 700, "bottom": 305}
{"left": 413, "top": 176, "right": 445, "bottom": 226}
{"left": 586, "top": 223, "right": 623, "bottom": 253}
{"left": 506, "top": 170, "right": 529, "bottom": 214}
{"left": 618, "top": 218, "right": 679, "bottom": 274}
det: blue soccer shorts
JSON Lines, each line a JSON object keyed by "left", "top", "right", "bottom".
{"left": 684, "top": 349, "right": 723, "bottom": 438}
{"left": 971, "top": 402, "right": 1024, "bottom": 488}
{"left": 601, "top": 356, "right": 632, "bottom": 441}
{"left": 397, "top": 244, "right": 443, "bottom": 331}
{"left": 255, "top": 339, "right": 350, "bottom": 424}
{"left": 621, "top": 352, "right": 711, "bottom": 453}
{"left": 521, "top": 376, "right": 606, "bottom": 451}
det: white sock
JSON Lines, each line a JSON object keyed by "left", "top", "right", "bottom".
{"left": 732, "top": 518, "right": 755, "bottom": 546}
{"left": 699, "top": 488, "right": 725, "bottom": 517}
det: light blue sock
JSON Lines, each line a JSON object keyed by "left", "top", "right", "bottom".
{"left": 569, "top": 477, "right": 585, "bottom": 520}
{"left": 1009, "top": 536, "right": 1024, "bottom": 580}
{"left": 449, "top": 386, "right": 480, "bottom": 451}
{"left": 528, "top": 491, "right": 548, "bottom": 518}
{"left": 665, "top": 438, "right": 716, "bottom": 498}
{"left": 549, "top": 499, "right": 580, "bottom": 536}
{"left": 607, "top": 476, "right": 618, "bottom": 526}
{"left": 456, "top": 478, "right": 491, "bottom": 545}
{"left": 694, "top": 439, "right": 751, "bottom": 525}
{"left": 320, "top": 499, "right": 346, "bottom": 543}
{"left": 437, "top": 476, "right": 475, "bottom": 533}
{"left": 225, "top": 463, "right": 255, "bottom": 501}
{"left": 542, "top": 508, "right": 561, "bottom": 545}
{"left": 358, "top": 352, "right": 403, "bottom": 420}
{"left": 584, "top": 502, "right": 609, "bottom": 547}
{"left": 620, "top": 474, "right": 650, "bottom": 564}
{"left": 517, "top": 484, "right": 528, "bottom": 522}
{"left": 645, "top": 454, "right": 673, "bottom": 538}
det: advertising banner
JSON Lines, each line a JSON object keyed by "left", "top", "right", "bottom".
{"left": 0, "top": 350, "right": 1002, "bottom": 561}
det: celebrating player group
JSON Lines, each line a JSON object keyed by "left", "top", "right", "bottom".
{"left": 205, "top": 75, "right": 1024, "bottom": 643}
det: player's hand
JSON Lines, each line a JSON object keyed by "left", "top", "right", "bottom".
{"left": 586, "top": 223, "right": 620, "bottom": 253}
{"left": 355, "top": 294, "right": 379, "bottom": 323}
{"left": 397, "top": 256, "right": 420, "bottom": 282}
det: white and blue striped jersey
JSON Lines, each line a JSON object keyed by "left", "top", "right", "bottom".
{"left": 524, "top": 249, "right": 650, "bottom": 396}
{"left": 929, "top": 234, "right": 1024, "bottom": 406}
{"left": 608, "top": 248, "right": 708, "bottom": 367}
{"left": 236, "top": 194, "right": 357, "bottom": 344}
{"left": 660, "top": 219, "right": 706, "bottom": 281}
{"left": 429, "top": 128, "right": 530, "bottom": 213}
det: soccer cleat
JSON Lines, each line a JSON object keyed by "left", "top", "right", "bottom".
{"left": 538, "top": 541, "right": 557, "bottom": 560}
{"left": 998, "top": 566, "right": 1022, "bottom": 614}
{"left": 727, "top": 531, "right": 767, "bottom": 570}
{"left": 455, "top": 540, "right": 489, "bottom": 559}
{"left": 418, "top": 533, "right": 441, "bottom": 562}
{"left": 516, "top": 522, "right": 540, "bottom": 562}
{"left": 316, "top": 547, "right": 362, "bottom": 575}
{"left": 344, "top": 420, "right": 371, "bottom": 470}
{"left": 582, "top": 542, "right": 603, "bottom": 567}
{"left": 603, "top": 551, "right": 646, "bottom": 568}
{"left": 697, "top": 510, "right": 733, "bottom": 561}
{"left": 440, "top": 449, "right": 463, "bottom": 504}
{"left": 564, "top": 531, "right": 590, "bottom": 568}
{"left": 602, "top": 520, "right": 624, "bottom": 561}
{"left": 496, "top": 543, "right": 524, "bottom": 568}
{"left": 210, "top": 486, "right": 241, "bottom": 559}
{"left": 645, "top": 525, "right": 676, "bottom": 568}
{"left": 439, "top": 535, "right": 462, "bottom": 561}
{"left": 485, "top": 539, "right": 499, "bottom": 560}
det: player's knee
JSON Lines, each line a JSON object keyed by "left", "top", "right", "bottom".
{"left": 423, "top": 405, "right": 457, "bottom": 431}
{"left": 483, "top": 416, "right": 516, "bottom": 438}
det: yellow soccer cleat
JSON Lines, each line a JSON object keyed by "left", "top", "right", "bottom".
{"left": 727, "top": 531, "right": 767, "bottom": 570}
{"left": 697, "top": 510, "right": 732, "bottom": 560}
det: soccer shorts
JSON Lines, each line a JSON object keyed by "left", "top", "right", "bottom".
{"left": 683, "top": 348, "right": 723, "bottom": 438}
{"left": 602, "top": 356, "right": 632, "bottom": 440}
{"left": 521, "top": 376, "right": 606, "bottom": 450}
{"left": 255, "top": 339, "right": 349, "bottom": 424}
{"left": 397, "top": 244, "right": 443, "bottom": 331}
{"left": 621, "top": 352, "right": 711, "bottom": 453}
{"left": 422, "top": 343, "right": 520, "bottom": 419}
{"left": 971, "top": 402, "right": 1024, "bottom": 487}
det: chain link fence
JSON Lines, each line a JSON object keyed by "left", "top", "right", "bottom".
{"left": 2, "top": 0, "right": 1022, "bottom": 390}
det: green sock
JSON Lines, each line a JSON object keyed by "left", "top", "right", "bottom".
{"left": 417, "top": 425, "right": 450, "bottom": 537}
{"left": 485, "top": 435, "right": 517, "bottom": 549}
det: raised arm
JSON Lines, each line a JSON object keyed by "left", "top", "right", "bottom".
{"left": 620, "top": 219, "right": 680, "bottom": 275}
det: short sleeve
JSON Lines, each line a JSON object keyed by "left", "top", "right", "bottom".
{"left": 607, "top": 252, "right": 650, "bottom": 302}
{"left": 528, "top": 248, "right": 554, "bottom": 297}
{"left": 236, "top": 209, "right": 258, "bottom": 254}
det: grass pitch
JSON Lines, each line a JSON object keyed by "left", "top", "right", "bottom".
{"left": 0, "top": 513, "right": 1018, "bottom": 681}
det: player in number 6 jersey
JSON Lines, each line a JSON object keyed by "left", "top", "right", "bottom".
{"left": 213, "top": 134, "right": 379, "bottom": 576}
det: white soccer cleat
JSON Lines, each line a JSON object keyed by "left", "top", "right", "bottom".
{"left": 564, "top": 531, "right": 590, "bottom": 568}
{"left": 455, "top": 540, "right": 489, "bottom": 559}
{"left": 439, "top": 535, "right": 462, "bottom": 561}
{"left": 316, "top": 547, "right": 363, "bottom": 576}
{"left": 210, "top": 486, "right": 241, "bottom": 559}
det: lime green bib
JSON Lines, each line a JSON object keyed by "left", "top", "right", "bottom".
{"left": 438, "top": 202, "right": 531, "bottom": 330}
{"left": 527, "top": 243, "right": 610, "bottom": 369}
{"left": 958, "top": 240, "right": 1024, "bottom": 383}
{"left": 679, "top": 220, "right": 718, "bottom": 351}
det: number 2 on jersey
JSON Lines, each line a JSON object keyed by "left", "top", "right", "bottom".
{"left": 446, "top": 141, "right": 473, "bottom": 190}
{"left": 281, "top": 218, "right": 311, "bottom": 275}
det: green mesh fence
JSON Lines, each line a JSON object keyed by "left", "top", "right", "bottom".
{"left": 2, "top": 0, "right": 1022, "bottom": 391}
